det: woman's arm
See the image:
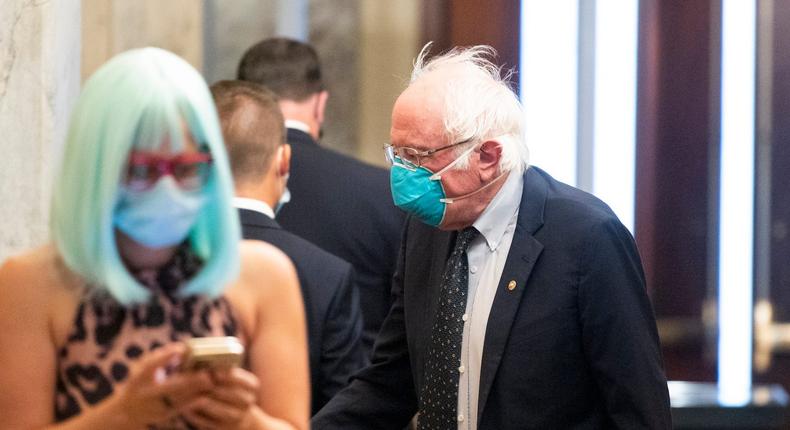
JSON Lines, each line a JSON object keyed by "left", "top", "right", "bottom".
{"left": 0, "top": 253, "right": 61, "bottom": 429}
{"left": 225, "top": 240, "right": 310, "bottom": 430}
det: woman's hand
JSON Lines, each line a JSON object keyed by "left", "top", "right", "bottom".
{"left": 108, "top": 343, "right": 216, "bottom": 428}
{"left": 180, "top": 367, "right": 261, "bottom": 430}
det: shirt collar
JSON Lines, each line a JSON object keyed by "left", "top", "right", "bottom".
{"left": 284, "top": 119, "right": 310, "bottom": 134}
{"left": 472, "top": 170, "right": 524, "bottom": 251}
{"left": 233, "top": 197, "right": 275, "bottom": 219}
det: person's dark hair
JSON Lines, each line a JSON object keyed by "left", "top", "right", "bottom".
{"left": 210, "top": 80, "right": 285, "bottom": 185}
{"left": 237, "top": 37, "right": 324, "bottom": 102}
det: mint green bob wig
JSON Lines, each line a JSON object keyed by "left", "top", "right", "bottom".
{"left": 50, "top": 47, "right": 240, "bottom": 304}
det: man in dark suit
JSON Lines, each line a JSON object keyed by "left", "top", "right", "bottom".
{"left": 237, "top": 38, "right": 406, "bottom": 354}
{"left": 312, "top": 45, "right": 672, "bottom": 429}
{"left": 210, "top": 80, "right": 367, "bottom": 414}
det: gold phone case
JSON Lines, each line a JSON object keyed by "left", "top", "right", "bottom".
{"left": 182, "top": 336, "right": 244, "bottom": 371}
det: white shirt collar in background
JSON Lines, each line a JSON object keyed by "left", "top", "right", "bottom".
{"left": 233, "top": 197, "right": 275, "bottom": 219}
{"left": 284, "top": 119, "right": 310, "bottom": 134}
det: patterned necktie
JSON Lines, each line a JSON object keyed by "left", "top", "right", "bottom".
{"left": 418, "top": 227, "right": 479, "bottom": 430}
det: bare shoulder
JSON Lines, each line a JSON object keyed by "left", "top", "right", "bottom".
{"left": 0, "top": 244, "right": 82, "bottom": 306}
{"left": 233, "top": 240, "right": 297, "bottom": 295}
{"left": 225, "top": 240, "right": 299, "bottom": 302}
{"left": 0, "top": 243, "right": 84, "bottom": 349}
{"left": 224, "top": 240, "right": 303, "bottom": 339}
{"left": 241, "top": 239, "right": 295, "bottom": 274}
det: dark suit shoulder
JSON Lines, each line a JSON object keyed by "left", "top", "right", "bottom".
{"left": 239, "top": 209, "right": 353, "bottom": 277}
{"left": 294, "top": 140, "right": 390, "bottom": 193}
{"left": 249, "top": 224, "right": 353, "bottom": 278}
{"left": 532, "top": 166, "right": 624, "bottom": 233}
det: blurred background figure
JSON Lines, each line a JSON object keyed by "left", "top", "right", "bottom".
{"left": 237, "top": 37, "right": 406, "bottom": 355}
{"left": 211, "top": 79, "right": 367, "bottom": 415}
{"left": 0, "top": 48, "right": 309, "bottom": 429}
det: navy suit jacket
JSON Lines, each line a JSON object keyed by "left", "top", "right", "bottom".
{"left": 277, "top": 129, "right": 406, "bottom": 353}
{"left": 312, "top": 167, "right": 672, "bottom": 429}
{"left": 238, "top": 208, "right": 367, "bottom": 415}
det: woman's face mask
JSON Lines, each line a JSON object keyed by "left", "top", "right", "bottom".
{"left": 114, "top": 175, "right": 206, "bottom": 248}
{"left": 113, "top": 148, "right": 212, "bottom": 248}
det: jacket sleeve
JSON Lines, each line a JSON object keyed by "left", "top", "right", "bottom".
{"left": 578, "top": 217, "right": 672, "bottom": 429}
{"left": 311, "top": 220, "right": 418, "bottom": 429}
{"left": 315, "top": 265, "right": 367, "bottom": 409}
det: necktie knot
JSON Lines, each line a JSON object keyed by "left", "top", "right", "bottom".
{"left": 454, "top": 227, "right": 479, "bottom": 254}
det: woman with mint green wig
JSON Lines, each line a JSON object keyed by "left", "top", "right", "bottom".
{"left": 0, "top": 48, "right": 309, "bottom": 430}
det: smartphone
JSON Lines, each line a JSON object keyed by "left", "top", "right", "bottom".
{"left": 182, "top": 336, "right": 244, "bottom": 371}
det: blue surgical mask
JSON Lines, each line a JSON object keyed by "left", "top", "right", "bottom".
{"left": 390, "top": 145, "right": 478, "bottom": 227}
{"left": 114, "top": 176, "right": 206, "bottom": 248}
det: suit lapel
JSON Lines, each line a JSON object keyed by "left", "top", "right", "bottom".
{"left": 477, "top": 167, "right": 547, "bottom": 422}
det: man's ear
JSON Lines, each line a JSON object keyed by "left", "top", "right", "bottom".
{"left": 313, "top": 90, "right": 329, "bottom": 125}
{"left": 478, "top": 139, "right": 503, "bottom": 181}
{"left": 277, "top": 143, "right": 292, "bottom": 177}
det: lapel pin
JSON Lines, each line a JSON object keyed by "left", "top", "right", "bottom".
{"left": 507, "top": 280, "right": 517, "bottom": 291}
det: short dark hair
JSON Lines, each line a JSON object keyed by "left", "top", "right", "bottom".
{"left": 210, "top": 80, "right": 285, "bottom": 185}
{"left": 237, "top": 37, "right": 324, "bottom": 102}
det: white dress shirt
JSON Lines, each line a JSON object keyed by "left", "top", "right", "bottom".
{"left": 233, "top": 196, "right": 275, "bottom": 219}
{"left": 284, "top": 119, "right": 310, "bottom": 134}
{"left": 456, "top": 170, "right": 523, "bottom": 430}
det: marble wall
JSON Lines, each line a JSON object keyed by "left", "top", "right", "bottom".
{"left": 0, "top": 0, "right": 81, "bottom": 262}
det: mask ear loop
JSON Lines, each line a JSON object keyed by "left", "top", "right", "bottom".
{"left": 428, "top": 143, "right": 479, "bottom": 181}
{"left": 440, "top": 171, "right": 508, "bottom": 204}
{"left": 429, "top": 137, "right": 509, "bottom": 203}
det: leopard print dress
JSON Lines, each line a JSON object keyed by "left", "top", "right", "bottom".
{"left": 54, "top": 246, "right": 244, "bottom": 428}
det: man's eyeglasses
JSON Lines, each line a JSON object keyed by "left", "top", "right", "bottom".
{"left": 124, "top": 151, "right": 213, "bottom": 192}
{"left": 383, "top": 137, "right": 473, "bottom": 170}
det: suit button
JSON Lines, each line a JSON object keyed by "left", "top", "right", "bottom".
{"left": 507, "top": 280, "right": 517, "bottom": 291}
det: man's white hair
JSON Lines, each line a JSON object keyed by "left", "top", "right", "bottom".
{"left": 410, "top": 43, "right": 529, "bottom": 173}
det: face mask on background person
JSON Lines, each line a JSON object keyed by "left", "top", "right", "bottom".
{"left": 275, "top": 174, "right": 291, "bottom": 215}
{"left": 390, "top": 144, "right": 503, "bottom": 227}
{"left": 114, "top": 176, "right": 206, "bottom": 248}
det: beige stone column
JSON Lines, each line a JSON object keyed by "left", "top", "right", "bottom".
{"left": 81, "top": 0, "right": 203, "bottom": 82}
{"left": 202, "top": 0, "right": 276, "bottom": 83}
{"left": 358, "top": 0, "right": 420, "bottom": 166}
{"left": 0, "top": 0, "right": 81, "bottom": 262}
{"left": 202, "top": 0, "right": 419, "bottom": 163}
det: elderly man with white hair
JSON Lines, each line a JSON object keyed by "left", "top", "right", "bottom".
{"left": 312, "top": 44, "right": 671, "bottom": 430}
